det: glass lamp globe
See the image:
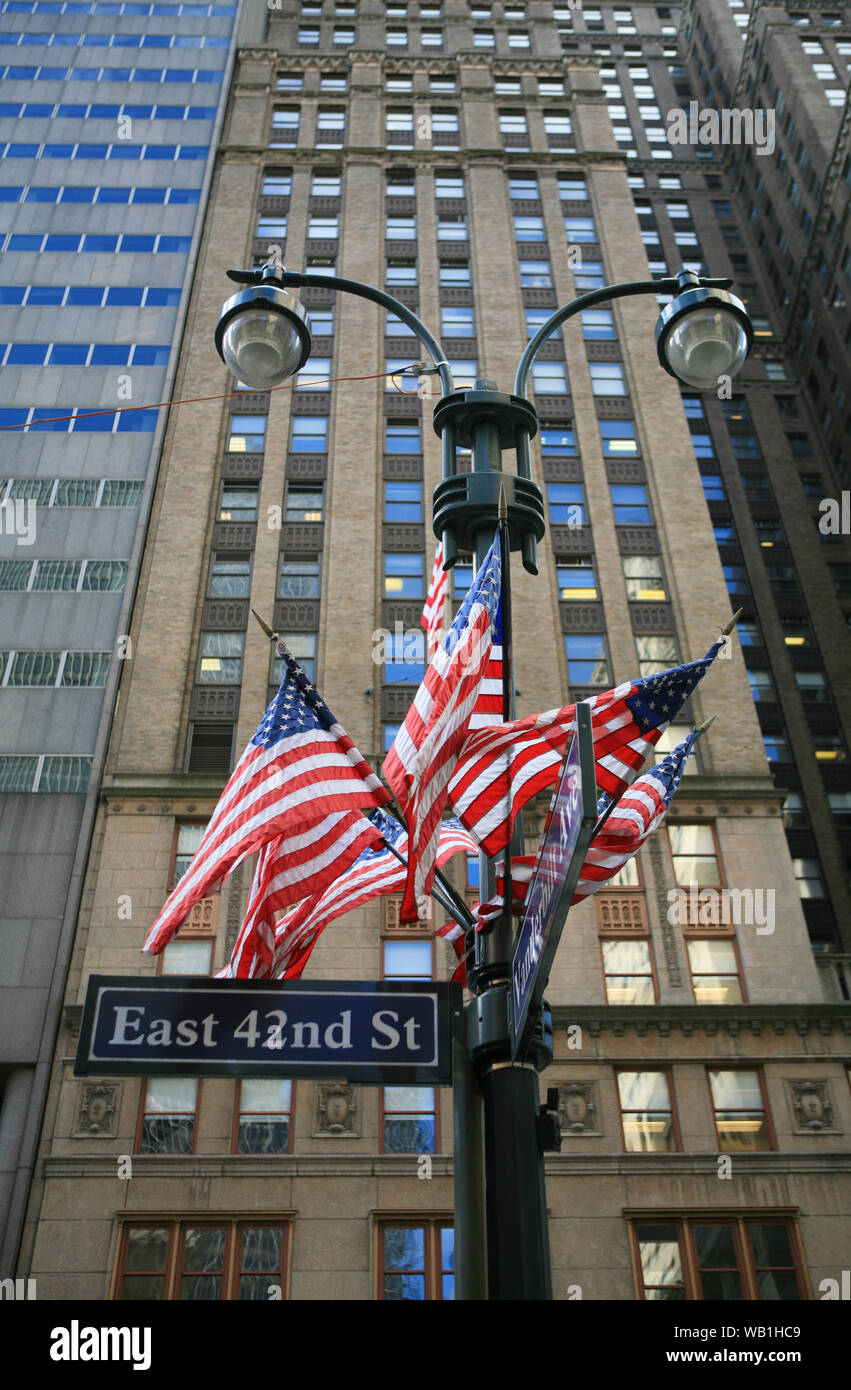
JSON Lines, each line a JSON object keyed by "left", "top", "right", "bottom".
{"left": 215, "top": 285, "right": 312, "bottom": 390}
{"left": 656, "top": 288, "right": 752, "bottom": 391}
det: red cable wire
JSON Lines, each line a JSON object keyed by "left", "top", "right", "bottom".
{"left": 0, "top": 364, "right": 424, "bottom": 431}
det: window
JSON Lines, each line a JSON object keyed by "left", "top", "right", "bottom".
{"left": 441, "top": 306, "right": 474, "bottom": 338}
{"left": 385, "top": 420, "right": 422, "bottom": 455}
{"left": 573, "top": 260, "right": 604, "bottom": 290}
{"left": 589, "top": 363, "right": 627, "bottom": 396}
{"left": 235, "top": 1080, "right": 292, "bottom": 1154}
{"left": 382, "top": 1086, "right": 436, "bottom": 1152}
{"left": 668, "top": 824, "right": 720, "bottom": 887}
{"left": 617, "top": 1072, "right": 678, "bottom": 1152}
{"left": 285, "top": 485, "right": 323, "bottom": 523}
{"left": 384, "top": 553, "right": 423, "bottom": 599}
{"left": 383, "top": 632, "right": 424, "bottom": 684}
{"left": 377, "top": 1221, "right": 453, "bottom": 1300}
{"left": 610, "top": 484, "right": 649, "bottom": 524}
{"left": 279, "top": 555, "right": 319, "bottom": 598}
{"left": 581, "top": 309, "right": 614, "bottom": 339}
{"left": 747, "top": 669, "right": 776, "bottom": 703}
{"left": 631, "top": 1217, "right": 804, "bottom": 1300}
{"left": 508, "top": 29, "right": 530, "bottom": 48}
{"left": 531, "top": 360, "right": 568, "bottom": 395}
{"left": 159, "top": 938, "right": 213, "bottom": 975}
{"left": 557, "top": 557, "right": 597, "bottom": 600}
{"left": 228, "top": 415, "right": 265, "bottom": 452}
{"left": 793, "top": 858, "right": 825, "bottom": 898}
{"left": 209, "top": 553, "right": 251, "bottom": 598}
{"left": 688, "top": 940, "right": 744, "bottom": 1005}
{"left": 218, "top": 484, "right": 258, "bottom": 522}
{"left": 547, "top": 483, "right": 584, "bottom": 526}
{"left": 513, "top": 216, "right": 545, "bottom": 242}
{"left": 291, "top": 416, "right": 328, "bottom": 452}
{"left": 565, "top": 633, "right": 608, "bottom": 685}
{"left": 602, "top": 939, "right": 656, "bottom": 1003}
{"left": 434, "top": 172, "right": 464, "bottom": 198}
{"left": 262, "top": 168, "right": 292, "bottom": 196}
{"left": 199, "top": 631, "right": 244, "bottom": 684}
{"left": 473, "top": 29, "right": 495, "bottom": 47}
{"left": 383, "top": 938, "right": 432, "bottom": 979}
{"left": 385, "top": 481, "right": 422, "bottom": 521}
{"left": 564, "top": 217, "right": 597, "bottom": 243}
{"left": 137, "top": 1078, "right": 197, "bottom": 1154}
{"left": 540, "top": 426, "right": 576, "bottom": 456}
{"left": 273, "top": 633, "right": 316, "bottom": 682}
{"left": 708, "top": 1070, "right": 773, "bottom": 1152}
{"left": 600, "top": 421, "right": 638, "bottom": 456}
{"left": 256, "top": 215, "right": 287, "bottom": 239}
{"left": 114, "top": 1221, "right": 290, "bottom": 1301}
{"left": 518, "top": 259, "right": 552, "bottom": 288}
{"left": 623, "top": 555, "right": 666, "bottom": 601}
{"left": 437, "top": 216, "right": 467, "bottom": 241}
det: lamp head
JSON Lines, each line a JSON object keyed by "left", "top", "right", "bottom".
{"left": 655, "top": 275, "right": 752, "bottom": 390}
{"left": 215, "top": 263, "right": 312, "bottom": 390}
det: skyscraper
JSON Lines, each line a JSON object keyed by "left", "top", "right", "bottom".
{"left": 0, "top": 0, "right": 239, "bottom": 1275}
{"left": 14, "top": 0, "right": 851, "bottom": 1302}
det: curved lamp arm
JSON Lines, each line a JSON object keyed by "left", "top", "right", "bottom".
{"left": 278, "top": 269, "right": 456, "bottom": 492}
{"left": 511, "top": 272, "right": 734, "bottom": 478}
{"left": 278, "top": 269, "right": 454, "bottom": 396}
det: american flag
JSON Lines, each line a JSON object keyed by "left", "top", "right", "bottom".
{"left": 435, "top": 919, "right": 467, "bottom": 984}
{"left": 421, "top": 543, "right": 449, "bottom": 661}
{"left": 222, "top": 814, "right": 477, "bottom": 979}
{"left": 447, "top": 638, "right": 725, "bottom": 857}
{"left": 225, "top": 810, "right": 384, "bottom": 978}
{"left": 572, "top": 727, "right": 697, "bottom": 902}
{"left": 383, "top": 532, "right": 501, "bottom": 922}
{"left": 143, "top": 643, "right": 391, "bottom": 957}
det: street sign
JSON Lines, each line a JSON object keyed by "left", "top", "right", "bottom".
{"left": 510, "top": 701, "right": 598, "bottom": 1060}
{"left": 75, "top": 977, "right": 459, "bottom": 1085}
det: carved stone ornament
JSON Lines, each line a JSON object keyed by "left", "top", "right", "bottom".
{"left": 316, "top": 1083, "right": 358, "bottom": 1136}
{"left": 557, "top": 1082, "right": 599, "bottom": 1135}
{"left": 789, "top": 1080, "right": 836, "bottom": 1133}
{"left": 76, "top": 1082, "right": 121, "bottom": 1137}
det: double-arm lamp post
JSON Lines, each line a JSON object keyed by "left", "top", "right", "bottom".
{"left": 216, "top": 256, "right": 752, "bottom": 1300}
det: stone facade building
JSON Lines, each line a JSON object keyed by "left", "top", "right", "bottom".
{"left": 13, "top": 0, "right": 851, "bottom": 1301}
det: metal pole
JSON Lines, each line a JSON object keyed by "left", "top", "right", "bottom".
{"left": 452, "top": 1035, "right": 488, "bottom": 1299}
{"left": 467, "top": 394, "right": 552, "bottom": 1300}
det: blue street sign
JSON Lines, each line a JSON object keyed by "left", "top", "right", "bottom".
{"left": 511, "top": 701, "right": 598, "bottom": 1060}
{"left": 75, "top": 977, "right": 459, "bottom": 1085}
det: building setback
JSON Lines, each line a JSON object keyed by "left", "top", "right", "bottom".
{"left": 16, "top": 0, "right": 851, "bottom": 1301}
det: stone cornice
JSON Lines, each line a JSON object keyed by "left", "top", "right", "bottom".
{"left": 550, "top": 1004, "right": 851, "bottom": 1036}
{"left": 99, "top": 773, "right": 227, "bottom": 800}
{"left": 41, "top": 1151, "right": 851, "bottom": 1180}
{"left": 43, "top": 1154, "right": 454, "bottom": 1179}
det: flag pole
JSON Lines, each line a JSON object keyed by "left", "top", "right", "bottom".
{"left": 589, "top": 712, "right": 717, "bottom": 843}
{"left": 497, "top": 483, "right": 515, "bottom": 939}
{"left": 251, "top": 609, "right": 476, "bottom": 932}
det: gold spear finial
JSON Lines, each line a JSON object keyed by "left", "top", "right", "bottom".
{"left": 695, "top": 713, "right": 717, "bottom": 737}
{"left": 250, "top": 608, "right": 278, "bottom": 641}
{"left": 721, "top": 607, "right": 743, "bottom": 636}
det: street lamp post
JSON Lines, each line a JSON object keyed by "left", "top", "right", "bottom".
{"left": 216, "top": 258, "right": 752, "bottom": 1301}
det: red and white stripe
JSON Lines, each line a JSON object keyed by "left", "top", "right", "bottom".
{"left": 143, "top": 723, "right": 389, "bottom": 956}
{"left": 435, "top": 919, "right": 467, "bottom": 984}
{"left": 225, "top": 810, "right": 384, "bottom": 978}
{"left": 421, "top": 543, "right": 449, "bottom": 661}
{"left": 222, "top": 820, "right": 477, "bottom": 979}
{"left": 384, "top": 536, "right": 501, "bottom": 922}
{"left": 447, "top": 684, "right": 666, "bottom": 858}
{"left": 572, "top": 732, "right": 696, "bottom": 902}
